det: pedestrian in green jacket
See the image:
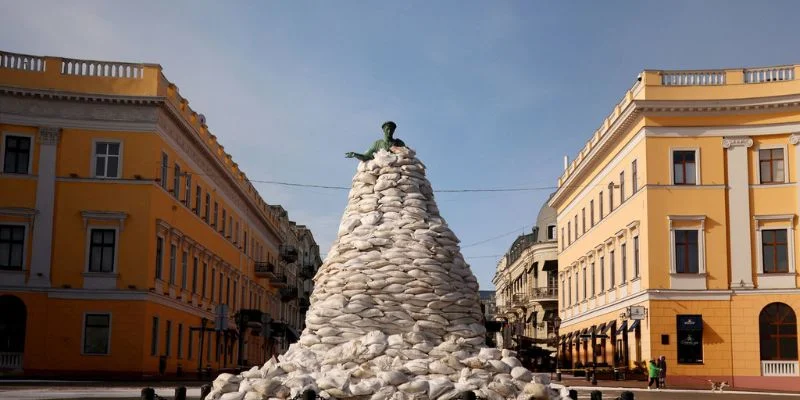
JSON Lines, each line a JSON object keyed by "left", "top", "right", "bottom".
{"left": 648, "top": 359, "right": 661, "bottom": 389}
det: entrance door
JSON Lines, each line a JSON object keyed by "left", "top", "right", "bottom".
{"left": 0, "top": 295, "right": 26, "bottom": 370}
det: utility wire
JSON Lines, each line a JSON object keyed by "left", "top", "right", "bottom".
{"left": 460, "top": 224, "right": 532, "bottom": 249}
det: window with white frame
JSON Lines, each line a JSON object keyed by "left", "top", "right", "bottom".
{"left": 173, "top": 164, "right": 181, "bottom": 199}
{"left": 93, "top": 142, "right": 121, "bottom": 178}
{"left": 160, "top": 153, "right": 168, "bottom": 189}
{"left": 0, "top": 224, "right": 25, "bottom": 270}
{"left": 3, "top": 135, "right": 32, "bottom": 174}
{"left": 169, "top": 244, "right": 177, "bottom": 285}
{"left": 668, "top": 216, "right": 707, "bottom": 279}
{"left": 609, "top": 249, "right": 616, "bottom": 287}
{"left": 758, "top": 148, "right": 786, "bottom": 184}
{"left": 599, "top": 256, "right": 605, "bottom": 292}
{"left": 88, "top": 229, "right": 116, "bottom": 273}
{"left": 673, "top": 150, "right": 697, "bottom": 185}
{"left": 547, "top": 225, "right": 556, "bottom": 241}
{"left": 83, "top": 313, "right": 111, "bottom": 355}
{"left": 755, "top": 215, "right": 796, "bottom": 278}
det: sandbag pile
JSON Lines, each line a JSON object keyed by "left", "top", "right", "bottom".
{"left": 205, "top": 147, "right": 567, "bottom": 400}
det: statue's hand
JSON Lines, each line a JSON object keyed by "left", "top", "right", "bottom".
{"left": 345, "top": 152, "right": 356, "bottom": 158}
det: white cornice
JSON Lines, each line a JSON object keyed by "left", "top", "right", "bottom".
{"left": 0, "top": 85, "right": 164, "bottom": 105}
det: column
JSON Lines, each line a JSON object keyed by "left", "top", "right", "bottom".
{"left": 723, "top": 136, "right": 754, "bottom": 289}
{"left": 28, "top": 127, "right": 60, "bottom": 287}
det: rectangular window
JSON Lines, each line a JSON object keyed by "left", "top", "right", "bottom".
{"left": 762, "top": 229, "right": 789, "bottom": 273}
{"left": 173, "top": 164, "right": 181, "bottom": 199}
{"left": 93, "top": 142, "right": 121, "bottom": 178}
{"left": 177, "top": 323, "right": 183, "bottom": 359}
{"left": 561, "top": 228, "right": 565, "bottom": 250}
{"left": 244, "top": 231, "right": 248, "bottom": 254}
{"left": 632, "top": 160, "right": 638, "bottom": 193}
{"left": 222, "top": 209, "right": 227, "bottom": 233}
{"left": 561, "top": 280, "right": 565, "bottom": 305}
{"left": 191, "top": 257, "right": 198, "bottom": 294}
{"left": 590, "top": 200, "right": 595, "bottom": 227}
{"left": 204, "top": 194, "right": 211, "bottom": 221}
{"left": 547, "top": 225, "right": 556, "bottom": 241}
{"left": 226, "top": 277, "right": 231, "bottom": 304}
{"left": 619, "top": 172, "right": 625, "bottom": 203}
{"left": 83, "top": 314, "right": 110, "bottom": 355}
{"left": 574, "top": 215, "right": 578, "bottom": 239}
{"left": 213, "top": 202, "right": 218, "bottom": 228}
{"left": 218, "top": 272, "right": 223, "bottom": 304}
{"left": 202, "top": 262, "right": 208, "bottom": 298}
{"left": 228, "top": 217, "right": 232, "bottom": 237}
{"left": 181, "top": 251, "right": 188, "bottom": 290}
{"left": 599, "top": 192, "right": 604, "bottom": 220}
{"left": 211, "top": 268, "right": 216, "bottom": 302}
{"left": 600, "top": 256, "right": 605, "bottom": 292}
{"left": 235, "top": 221, "right": 239, "bottom": 243}
{"left": 0, "top": 225, "right": 25, "bottom": 270}
{"left": 184, "top": 174, "right": 192, "bottom": 206}
{"left": 677, "top": 315, "right": 703, "bottom": 364}
{"left": 590, "top": 262, "right": 595, "bottom": 296}
{"left": 675, "top": 230, "right": 699, "bottom": 273}
{"left": 155, "top": 237, "right": 163, "bottom": 280}
{"left": 621, "top": 243, "right": 627, "bottom": 283}
{"left": 195, "top": 186, "right": 202, "bottom": 215}
{"left": 160, "top": 153, "right": 169, "bottom": 189}
{"left": 151, "top": 317, "right": 159, "bottom": 356}
{"left": 165, "top": 320, "right": 172, "bottom": 356}
{"left": 759, "top": 149, "right": 785, "bottom": 184}
{"left": 582, "top": 209, "right": 586, "bottom": 234}
{"left": 3, "top": 135, "right": 31, "bottom": 174}
{"left": 567, "top": 275, "right": 572, "bottom": 305}
{"left": 582, "top": 265, "right": 587, "bottom": 300}
{"left": 673, "top": 150, "right": 697, "bottom": 185}
{"left": 88, "top": 229, "right": 115, "bottom": 273}
{"left": 233, "top": 281, "right": 238, "bottom": 310}
{"left": 608, "top": 183, "right": 615, "bottom": 211}
{"left": 634, "top": 237, "right": 640, "bottom": 278}
{"left": 610, "top": 250, "right": 616, "bottom": 287}
{"left": 567, "top": 222, "right": 571, "bottom": 245}
{"left": 169, "top": 244, "right": 177, "bottom": 284}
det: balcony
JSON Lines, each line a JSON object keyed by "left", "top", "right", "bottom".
{"left": 762, "top": 361, "right": 799, "bottom": 376}
{"left": 528, "top": 286, "right": 558, "bottom": 303}
{"left": 298, "top": 265, "right": 316, "bottom": 280}
{"left": 254, "top": 261, "right": 287, "bottom": 288}
{"left": 280, "top": 244, "right": 298, "bottom": 263}
{"left": 0, "top": 352, "right": 22, "bottom": 370}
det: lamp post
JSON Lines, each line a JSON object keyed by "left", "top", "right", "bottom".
{"left": 552, "top": 314, "right": 562, "bottom": 381}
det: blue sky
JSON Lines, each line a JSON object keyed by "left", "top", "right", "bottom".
{"left": 3, "top": 0, "right": 799, "bottom": 289}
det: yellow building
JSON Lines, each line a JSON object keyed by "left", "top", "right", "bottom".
{"left": 550, "top": 65, "right": 800, "bottom": 390}
{"left": 0, "top": 50, "right": 321, "bottom": 377}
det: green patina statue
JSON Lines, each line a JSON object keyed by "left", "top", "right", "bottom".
{"left": 345, "top": 121, "right": 406, "bottom": 161}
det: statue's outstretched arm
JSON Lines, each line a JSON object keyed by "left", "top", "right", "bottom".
{"left": 345, "top": 142, "right": 378, "bottom": 161}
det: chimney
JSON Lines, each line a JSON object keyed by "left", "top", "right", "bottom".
{"left": 563, "top": 156, "right": 569, "bottom": 171}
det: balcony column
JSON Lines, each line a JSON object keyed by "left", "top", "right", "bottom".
{"left": 28, "top": 127, "right": 60, "bottom": 287}
{"left": 723, "top": 136, "right": 754, "bottom": 289}
{"left": 791, "top": 134, "right": 800, "bottom": 229}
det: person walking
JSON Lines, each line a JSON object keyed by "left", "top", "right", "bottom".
{"left": 658, "top": 355, "right": 667, "bottom": 388}
{"left": 647, "top": 359, "right": 661, "bottom": 390}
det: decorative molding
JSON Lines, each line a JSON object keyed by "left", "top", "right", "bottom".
{"left": 0, "top": 207, "right": 38, "bottom": 219}
{"left": 80, "top": 210, "right": 127, "bottom": 231}
{"left": 753, "top": 214, "right": 795, "bottom": 222}
{"left": 38, "top": 126, "right": 61, "bottom": 145}
{"left": 722, "top": 136, "right": 753, "bottom": 149}
{"left": 626, "top": 220, "right": 641, "bottom": 231}
{"left": 790, "top": 133, "right": 800, "bottom": 145}
{"left": 615, "top": 229, "right": 626, "bottom": 238}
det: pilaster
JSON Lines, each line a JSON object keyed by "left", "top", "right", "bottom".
{"left": 28, "top": 127, "right": 60, "bottom": 287}
{"left": 723, "top": 136, "right": 754, "bottom": 289}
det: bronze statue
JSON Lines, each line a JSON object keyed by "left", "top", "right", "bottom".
{"left": 345, "top": 121, "right": 406, "bottom": 161}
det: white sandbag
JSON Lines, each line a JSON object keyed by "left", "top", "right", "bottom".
{"left": 378, "top": 370, "right": 409, "bottom": 386}
{"left": 510, "top": 366, "right": 532, "bottom": 382}
{"left": 398, "top": 380, "right": 429, "bottom": 394}
{"left": 478, "top": 347, "right": 502, "bottom": 361}
{"left": 502, "top": 357, "right": 523, "bottom": 369}
{"left": 350, "top": 378, "right": 382, "bottom": 396}
{"left": 213, "top": 373, "right": 242, "bottom": 393}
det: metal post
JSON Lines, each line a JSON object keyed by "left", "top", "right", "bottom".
{"left": 174, "top": 386, "right": 187, "bottom": 400}
{"left": 140, "top": 388, "right": 155, "bottom": 400}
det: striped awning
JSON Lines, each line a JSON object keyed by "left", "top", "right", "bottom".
{"left": 629, "top": 319, "right": 641, "bottom": 332}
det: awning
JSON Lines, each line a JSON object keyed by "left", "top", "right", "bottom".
{"left": 628, "top": 320, "right": 641, "bottom": 332}
{"left": 526, "top": 311, "right": 538, "bottom": 324}
{"left": 597, "top": 322, "right": 606, "bottom": 333}
{"left": 542, "top": 260, "right": 558, "bottom": 271}
{"left": 542, "top": 309, "right": 556, "bottom": 321}
{"left": 618, "top": 320, "right": 628, "bottom": 332}
{"left": 602, "top": 320, "right": 615, "bottom": 334}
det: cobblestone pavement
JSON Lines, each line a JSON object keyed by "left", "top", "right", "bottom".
{"left": 568, "top": 386, "right": 800, "bottom": 400}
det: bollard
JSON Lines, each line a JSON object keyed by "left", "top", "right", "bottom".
{"left": 200, "top": 384, "right": 212, "bottom": 400}
{"left": 568, "top": 389, "right": 578, "bottom": 400}
{"left": 302, "top": 389, "right": 317, "bottom": 400}
{"left": 619, "top": 391, "right": 634, "bottom": 400}
{"left": 590, "top": 390, "right": 602, "bottom": 400}
{"left": 461, "top": 391, "right": 477, "bottom": 400}
{"left": 140, "top": 387, "right": 155, "bottom": 400}
{"left": 174, "top": 386, "right": 187, "bottom": 400}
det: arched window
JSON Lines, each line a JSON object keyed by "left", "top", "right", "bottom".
{"left": 759, "top": 303, "right": 798, "bottom": 361}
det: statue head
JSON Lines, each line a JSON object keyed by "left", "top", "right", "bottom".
{"left": 382, "top": 121, "right": 396, "bottom": 138}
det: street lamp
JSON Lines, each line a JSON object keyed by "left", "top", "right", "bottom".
{"left": 552, "top": 314, "right": 562, "bottom": 381}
